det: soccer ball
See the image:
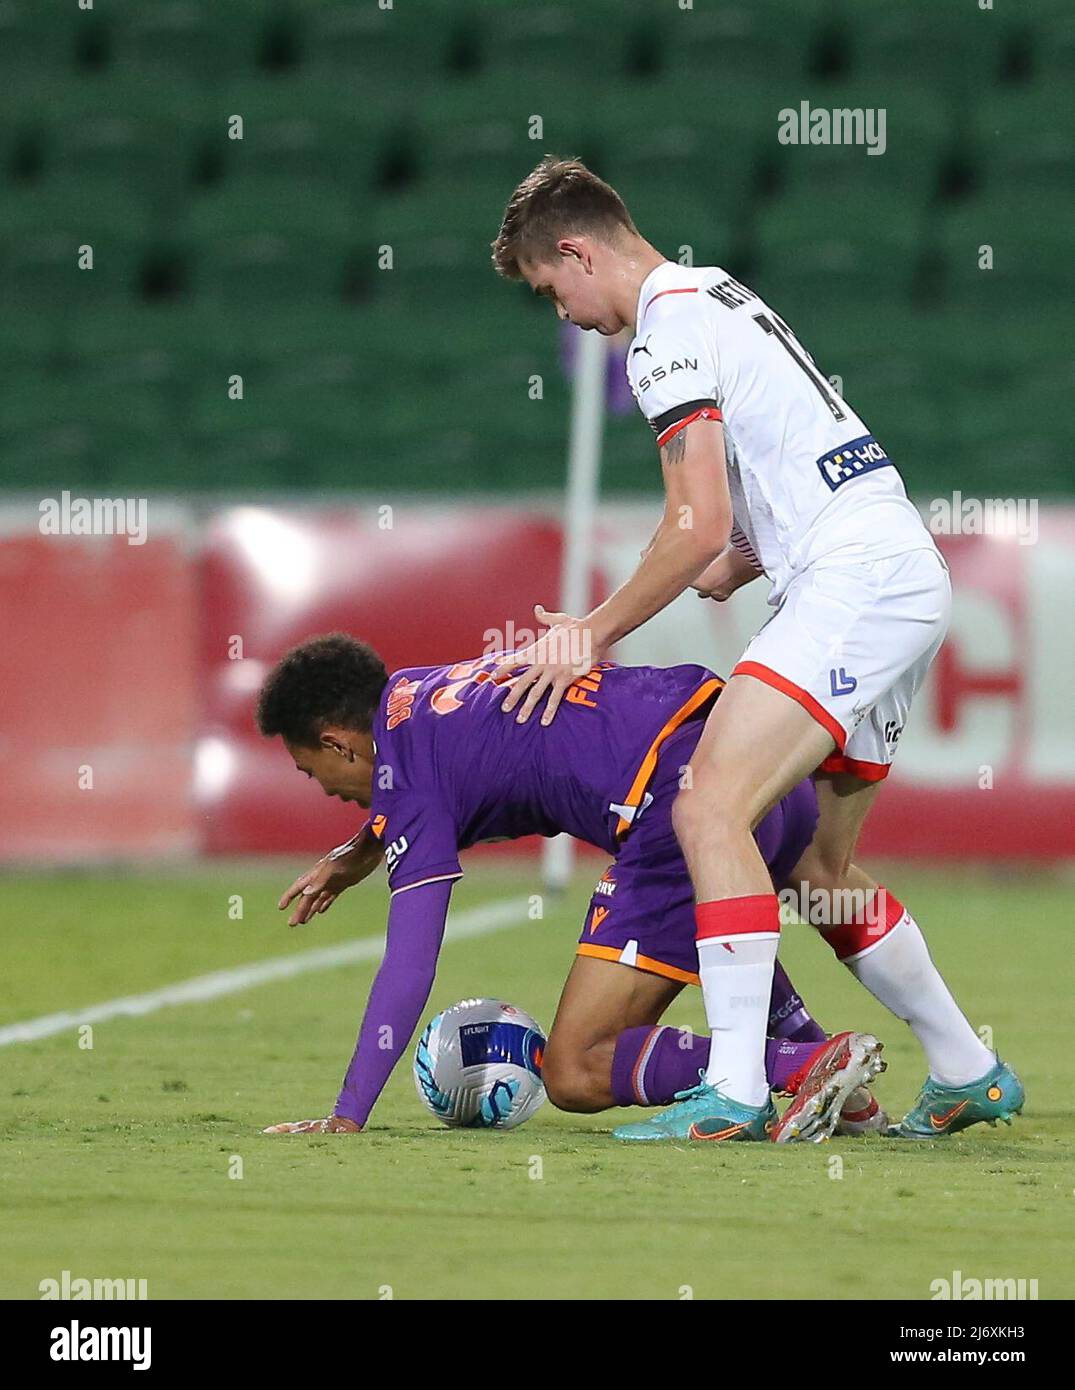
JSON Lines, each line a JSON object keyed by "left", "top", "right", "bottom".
{"left": 413, "top": 998, "right": 547, "bottom": 1130}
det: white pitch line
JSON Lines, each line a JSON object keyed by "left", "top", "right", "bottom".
{"left": 0, "top": 895, "right": 530, "bottom": 1047}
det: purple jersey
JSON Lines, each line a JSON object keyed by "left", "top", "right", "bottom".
{"left": 365, "top": 656, "right": 722, "bottom": 891}
{"left": 334, "top": 656, "right": 818, "bottom": 1128}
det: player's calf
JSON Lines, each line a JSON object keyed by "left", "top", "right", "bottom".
{"left": 541, "top": 1038, "right": 617, "bottom": 1113}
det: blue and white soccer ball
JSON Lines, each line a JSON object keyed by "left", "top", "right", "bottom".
{"left": 413, "top": 998, "right": 547, "bottom": 1129}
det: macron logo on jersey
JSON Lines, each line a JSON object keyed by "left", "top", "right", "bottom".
{"left": 816, "top": 435, "right": 893, "bottom": 491}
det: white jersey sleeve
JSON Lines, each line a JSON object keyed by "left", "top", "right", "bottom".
{"left": 625, "top": 291, "right": 723, "bottom": 451}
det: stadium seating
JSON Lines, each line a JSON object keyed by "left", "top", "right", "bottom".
{"left": 0, "top": 0, "right": 1068, "bottom": 499}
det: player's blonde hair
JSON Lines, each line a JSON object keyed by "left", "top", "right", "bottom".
{"left": 491, "top": 155, "right": 638, "bottom": 280}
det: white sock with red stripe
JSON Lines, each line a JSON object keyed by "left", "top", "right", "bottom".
{"left": 822, "top": 888, "right": 995, "bottom": 1088}
{"left": 696, "top": 894, "right": 779, "bottom": 1107}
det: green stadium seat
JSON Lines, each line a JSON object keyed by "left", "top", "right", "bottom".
{"left": 659, "top": 1, "right": 819, "bottom": 82}
{"left": 755, "top": 186, "right": 927, "bottom": 299}
{"left": 41, "top": 115, "right": 191, "bottom": 215}
{"left": 773, "top": 79, "right": 955, "bottom": 201}
{"left": 300, "top": 2, "right": 457, "bottom": 79}
{"left": 216, "top": 114, "right": 366, "bottom": 192}
{"left": 471, "top": 4, "right": 642, "bottom": 81}
{"left": 585, "top": 80, "right": 772, "bottom": 213}
{"left": 1, "top": 364, "right": 169, "bottom": 442}
{"left": 0, "top": 424, "right": 97, "bottom": 491}
{"left": 845, "top": 1, "right": 1009, "bottom": 93}
{"left": 0, "top": 0, "right": 93, "bottom": 75}
{"left": 367, "top": 177, "right": 516, "bottom": 307}
{"left": 1032, "top": 11, "right": 1075, "bottom": 79}
{"left": 937, "top": 191, "right": 1075, "bottom": 300}
{"left": 184, "top": 172, "right": 359, "bottom": 241}
{"left": 0, "top": 307, "right": 67, "bottom": 371}
{"left": 0, "top": 178, "right": 159, "bottom": 307}
{"left": 969, "top": 84, "right": 1075, "bottom": 196}
{"left": 182, "top": 173, "right": 369, "bottom": 303}
{"left": 0, "top": 0, "right": 1063, "bottom": 502}
{"left": 0, "top": 174, "right": 155, "bottom": 243}
{"left": 108, "top": 0, "right": 268, "bottom": 83}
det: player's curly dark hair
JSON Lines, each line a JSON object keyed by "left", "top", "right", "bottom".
{"left": 256, "top": 633, "right": 389, "bottom": 747}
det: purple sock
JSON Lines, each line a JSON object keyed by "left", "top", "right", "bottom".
{"left": 611, "top": 1025, "right": 708, "bottom": 1106}
{"left": 611, "top": 1026, "right": 824, "bottom": 1106}
{"left": 765, "top": 1036, "right": 825, "bottom": 1094}
{"left": 768, "top": 959, "right": 827, "bottom": 1043}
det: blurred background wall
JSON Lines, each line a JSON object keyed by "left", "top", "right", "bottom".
{"left": 1, "top": 0, "right": 1071, "bottom": 862}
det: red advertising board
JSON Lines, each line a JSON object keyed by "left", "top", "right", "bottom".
{"left": 1, "top": 502, "right": 1072, "bottom": 861}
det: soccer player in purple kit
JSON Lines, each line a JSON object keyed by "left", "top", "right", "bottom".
{"left": 255, "top": 633, "right": 886, "bottom": 1142}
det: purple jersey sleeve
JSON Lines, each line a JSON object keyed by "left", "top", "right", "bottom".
{"left": 333, "top": 877, "right": 454, "bottom": 1128}
{"left": 367, "top": 790, "right": 462, "bottom": 893}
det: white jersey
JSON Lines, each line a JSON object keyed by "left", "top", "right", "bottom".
{"left": 626, "top": 261, "right": 937, "bottom": 604}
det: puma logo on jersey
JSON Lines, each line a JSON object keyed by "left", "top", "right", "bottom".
{"left": 637, "top": 358, "right": 699, "bottom": 393}
{"left": 630, "top": 336, "right": 653, "bottom": 357}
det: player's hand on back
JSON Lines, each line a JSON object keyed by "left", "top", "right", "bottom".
{"left": 494, "top": 604, "right": 603, "bottom": 727}
{"left": 278, "top": 830, "right": 385, "bottom": 927}
{"left": 263, "top": 1116, "right": 362, "bottom": 1134}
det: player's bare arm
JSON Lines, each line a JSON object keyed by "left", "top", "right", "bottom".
{"left": 496, "top": 418, "right": 731, "bottom": 725}
{"left": 692, "top": 540, "right": 764, "bottom": 603}
{"left": 277, "top": 824, "right": 385, "bottom": 927}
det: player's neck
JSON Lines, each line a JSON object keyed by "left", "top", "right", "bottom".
{"left": 611, "top": 240, "right": 668, "bottom": 332}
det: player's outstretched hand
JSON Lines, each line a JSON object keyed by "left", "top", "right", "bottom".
{"left": 263, "top": 1116, "right": 362, "bottom": 1134}
{"left": 493, "top": 604, "right": 600, "bottom": 727}
{"left": 278, "top": 831, "right": 384, "bottom": 927}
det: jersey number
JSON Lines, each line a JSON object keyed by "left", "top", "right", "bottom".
{"left": 752, "top": 312, "right": 845, "bottom": 423}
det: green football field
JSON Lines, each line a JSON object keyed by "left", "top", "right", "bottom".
{"left": 1, "top": 860, "right": 1071, "bottom": 1301}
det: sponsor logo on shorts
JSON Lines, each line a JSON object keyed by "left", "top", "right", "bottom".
{"left": 829, "top": 667, "right": 858, "bottom": 697}
{"left": 589, "top": 906, "right": 611, "bottom": 935}
{"left": 816, "top": 434, "right": 893, "bottom": 491}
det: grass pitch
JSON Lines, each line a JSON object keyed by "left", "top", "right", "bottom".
{"left": 1, "top": 860, "right": 1071, "bottom": 1301}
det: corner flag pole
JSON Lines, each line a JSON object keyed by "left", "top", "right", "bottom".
{"left": 542, "top": 326, "right": 608, "bottom": 894}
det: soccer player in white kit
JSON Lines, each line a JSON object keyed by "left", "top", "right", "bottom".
{"left": 491, "top": 156, "right": 1023, "bottom": 1141}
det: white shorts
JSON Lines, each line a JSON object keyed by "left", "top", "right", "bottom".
{"left": 733, "top": 547, "right": 951, "bottom": 781}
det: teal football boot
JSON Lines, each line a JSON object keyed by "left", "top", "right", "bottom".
{"left": 886, "top": 1058, "right": 1024, "bottom": 1139}
{"left": 613, "top": 1079, "right": 777, "bottom": 1143}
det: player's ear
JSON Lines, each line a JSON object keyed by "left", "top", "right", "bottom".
{"left": 319, "top": 729, "right": 351, "bottom": 760}
{"left": 556, "top": 237, "right": 587, "bottom": 268}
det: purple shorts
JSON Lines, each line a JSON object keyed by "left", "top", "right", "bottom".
{"left": 577, "top": 724, "right": 818, "bottom": 985}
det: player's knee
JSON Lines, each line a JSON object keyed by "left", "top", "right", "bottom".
{"left": 671, "top": 783, "right": 741, "bottom": 850}
{"left": 541, "top": 1045, "right": 608, "bottom": 1113}
{"left": 790, "top": 843, "right": 852, "bottom": 895}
